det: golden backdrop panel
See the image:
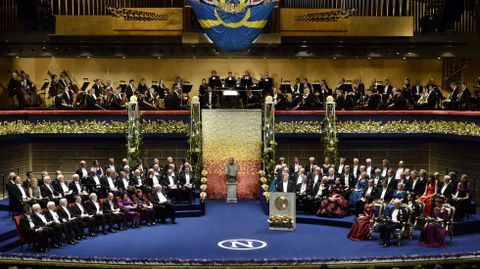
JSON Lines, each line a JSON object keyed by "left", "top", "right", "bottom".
{"left": 6, "top": 58, "right": 443, "bottom": 98}
{"left": 202, "top": 110, "right": 262, "bottom": 200}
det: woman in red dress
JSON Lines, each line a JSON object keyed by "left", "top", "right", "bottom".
{"left": 417, "top": 175, "right": 437, "bottom": 217}
{"left": 317, "top": 178, "right": 349, "bottom": 218}
{"left": 348, "top": 195, "right": 375, "bottom": 240}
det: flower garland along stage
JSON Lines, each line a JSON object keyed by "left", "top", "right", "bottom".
{"left": 0, "top": 120, "right": 479, "bottom": 137}
{"left": 0, "top": 120, "right": 189, "bottom": 135}
{"left": 276, "top": 120, "right": 480, "bottom": 136}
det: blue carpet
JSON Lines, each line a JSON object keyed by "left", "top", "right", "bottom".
{"left": 6, "top": 200, "right": 480, "bottom": 261}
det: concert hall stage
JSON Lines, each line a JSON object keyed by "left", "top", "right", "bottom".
{"left": 2, "top": 201, "right": 480, "bottom": 267}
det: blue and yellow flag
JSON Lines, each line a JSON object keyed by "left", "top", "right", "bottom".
{"left": 189, "top": 0, "right": 276, "bottom": 52}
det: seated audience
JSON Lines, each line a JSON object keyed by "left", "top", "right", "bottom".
{"left": 132, "top": 189, "right": 156, "bottom": 226}
{"left": 19, "top": 205, "right": 51, "bottom": 252}
{"left": 102, "top": 193, "right": 127, "bottom": 231}
{"left": 85, "top": 193, "right": 114, "bottom": 234}
{"left": 151, "top": 185, "right": 177, "bottom": 224}
{"left": 377, "top": 199, "right": 406, "bottom": 247}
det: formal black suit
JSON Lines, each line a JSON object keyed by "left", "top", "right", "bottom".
{"left": 19, "top": 214, "right": 51, "bottom": 251}
{"left": 151, "top": 191, "right": 176, "bottom": 223}
{"left": 414, "top": 90, "right": 436, "bottom": 109}
{"left": 85, "top": 200, "right": 113, "bottom": 233}
{"left": 202, "top": 91, "right": 217, "bottom": 109}
{"left": 377, "top": 206, "right": 406, "bottom": 245}
{"left": 57, "top": 206, "right": 84, "bottom": 239}
{"left": 178, "top": 171, "right": 195, "bottom": 202}
{"left": 161, "top": 175, "right": 181, "bottom": 202}
{"left": 438, "top": 182, "right": 456, "bottom": 201}
{"left": 70, "top": 203, "right": 96, "bottom": 234}
{"left": 406, "top": 178, "right": 425, "bottom": 197}
{"left": 276, "top": 180, "right": 296, "bottom": 193}
{"left": 31, "top": 212, "right": 62, "bottom": 245}
{"left": 273, "top": 93, "right": 287, "bottom": 110}
{"left": 9, "top": 184, "right": 28, "bottom": 212}
{"left": 86, "top": 94, "right": 100, "bottom": 110}
{"left": 44, "top": 209, "right": 74, "bottom": 242}
{"left": 375, "top": 186, "right": 393, "bottom": 202}
{"left": 125, "top": 84, "right": 135, "bottom": 100}
{"left": 40, "top": 184, "right": 59, "bottom": 200}
{"left": 102, "top": 199, "right": 127, "bottom": 229}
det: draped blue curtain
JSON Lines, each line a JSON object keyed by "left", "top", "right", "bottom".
{"left": 189, "top": 0, "right": 276, "bottom": 52}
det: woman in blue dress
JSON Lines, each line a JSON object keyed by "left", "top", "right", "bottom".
{"left": 349, "top": 171, "right": 368, "bottom": 206}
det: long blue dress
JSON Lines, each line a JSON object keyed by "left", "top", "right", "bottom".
{"left": 349, "top": 178, "right": 368, "bottom": 206}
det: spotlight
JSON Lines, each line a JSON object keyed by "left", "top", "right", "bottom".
{"left": 402, "top": 57, "right": 407, "bottom": 60}
{"left": 332, "top": 57, "right": 337, "bottom": 60}
{"left": 437, "top": 57, "right": 442, "bottom": 60}
{"left": 367, "top": 57, "right": 372, "bottom": 60}
{"left": 122, "top": 56, "right": 126, "bottom": 59}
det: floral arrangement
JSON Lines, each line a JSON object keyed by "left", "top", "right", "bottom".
{"left": 200, "top": 170, "right": 208, "bottom": 202}
{"left": 276, "top": 120, "right": 480, "bottom": 137}
{"left": 259, "top": 170, "right": 270, "bottom": 201}
{"left": 322, "top": 104, "right": 338, "bottom": 163}
{"left": 0, "top": 120, "right": 189, "bottom": 135}
{"left": 268, "top": 214, "right": 294, "bottom": 229}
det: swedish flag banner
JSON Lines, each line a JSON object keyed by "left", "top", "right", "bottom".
{"left": 189, "top": 0, "right": 276, "bottom": 52}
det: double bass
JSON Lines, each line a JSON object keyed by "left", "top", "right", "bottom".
{"left": 19, "top": 71, "right": 42, "bottom": 107}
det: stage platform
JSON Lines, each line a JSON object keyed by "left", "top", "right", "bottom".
{"left": 1, "top": 200, "right": 480, "bottom": 267}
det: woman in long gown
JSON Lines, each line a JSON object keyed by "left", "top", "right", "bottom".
{"left": 452, "top": 174, "right": 470, "bottom": 222}
{"left": 119, "top": 192, "right": 141, "bottom": 228}
{"left": 420, "top": 198, "right": 448, "bottom": 247}
{"left": 317, "top": 178, "right": 349, "bottom": 217}
{"left": 418, "top": 175, "right": 437, "bottom": 217}
{"left": 348, "top": 195, "right": 375, "bottom": 240}
{"left": 349, "top": 172, "right": 368, "bottom": 206}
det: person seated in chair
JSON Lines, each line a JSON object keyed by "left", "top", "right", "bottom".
{"left": 57, "top": 198, "right": 85, "bottom": 241}
{"left": 377, "top": 199, "right": 406, "bottom": 247}
{"left": 10, "top": 175, "right": 31, "bottom": 214}
{"left": 132, "top": 189, "right": 156, "bottom": 226}
{"left": 355, "top": 179, "right": 376, "bottom": 216}
{"left": 101, "top": 169, "right": 120, "bottom": 196}
{"left": 54, "top": 175, "right": 74, "bottom": 202}
{"left": 178, "top": 165, "right": 195, "bottom": 204}
{"left": 102, "top": 193, "right": 127, "bottom": 231}
{"left": 69, "top": 174, "right": 89, "bottom": 201}
{"left": 31, "top": 203, "right": 63, "bottom": 248}
{"left": 70, "top": 195, "right": 97, "bottom": 237}
{"left": 44, "top": 201, "right": 76, "bottom": 245}
{"left": 19, "top": 204, "right": 51, "bottom": 252}
{"left": 40, "top": 176, "right": 62, "bottom": 203}
{"left": 85, "top": 193, "right": 114, "bottom": 235}
{"left": 162, "top": 169, "right": 181, "bottom": 203}
{"left": 152, "top": 185, "right": 176, "bottom": 224}
{"left": 420, "top": 197, "right": 449, "bottom": 247}
{"left": 295, "top": 175, "right": 312, "bottom": 213}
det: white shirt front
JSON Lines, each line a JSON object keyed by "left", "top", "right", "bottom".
{"left": 76, "top": 202, "right": 86, "bottom": 214}
{"left": 136, "top": 177, "right": 143, "bottom": 186}
{"left": 316, "top": 184, "right": 326, "bottom": 198}
{"left": 75, "top": 182, "right": 82, "bottom": 192}
{"left": 344, "top": 174, "right": 350, "bottom": 188}
{"left": 391, "top": 208, "right": 400, "bottom": 223}
{"left": 296, "top": 175, "right": 303, "bottom": 185}
{"left": 168, "top": 176, "right": 175, "bottom": 186}
{"left": 282, "top": 181, "right": 288, "bottom": 193}
{"left": 381, "top": 167, "right": 388, "bottom": 177}
{"left": 60, "top": 182, "right": 69, "bottom": 193}
{"left": 300, "top": 183, "right": 307, "bottom": 194}
{"left": 366, "top": 186, "right": 373, "bottom": 196}
{"left": 81, "top": 168, "right": 88, "bottom": 178}
{"left": 109, "top": 164, "right": 116, "bottom": 172}
{"left": 36, "top": 212, "right": 48, "bottom": 224}
{"left": 380, "top": 188, "right": 387, "bottom": 200}
{"left": 93, "top": 176, "right": 100, "bottom": 185}
{"left": 49, "top": 209, "right": 60, "bottom": 223}
{"left": 338, "top": 164, "right": 344, "bottom": 174}
{"left": 353, "top": 165, "right": 359, "bottom": 176}
{"left": 185, "top": 173, "right": 191, "bottom": 185}
{"left": 395, "top": 168, "right": 404, "bottom": 179}
{"left": 156, "top": 192, "right": 167, "bottom": 203}
{"left": 441, "top": 183, "right": 449, "bottom": 195}
{"left": 152, "top": 175, "right": 160, "bottom": 186}
{"left": 366, "top": 166, "right": 372, "bottom": 177}
{"left": 313, "top": 174, "right": 320, "bottom": 186}
{"left": 93, "top": 201, "right": 100, "bottom": 214}
{"left": 26, "top": 215, "right": 35, "bottom": 229}
{"left": 107, "top": 177, "right": 115, "bottom": 189}
{"left": 61, "top": 206, "right": 71, "bottom": 219}
{"left": 121, "top": 178, "right": 129, "bottom": 189}
{"left": 16, "top": 184, "right": 27, "bottom": 199}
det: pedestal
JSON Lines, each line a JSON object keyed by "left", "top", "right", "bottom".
{"left": 226, "top": 182, "right": 237, "bottom": 203}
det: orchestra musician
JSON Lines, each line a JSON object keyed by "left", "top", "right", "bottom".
{"left": 8, "top": 71, "right": 22, "bottom": 106}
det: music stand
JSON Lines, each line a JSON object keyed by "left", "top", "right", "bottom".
{"left": 39, "top": 79, "right": 50, "bottom": 107}
{"left": 80, "top": 78, "right": 90, "bottom": 92}
{"left": 280, "top": 81, "right": 292, "bottom": 94}
{"left": 312, "top": 82, "right": 321, "bottom": 94}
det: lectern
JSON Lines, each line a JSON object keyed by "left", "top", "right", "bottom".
{"left": 268, "top": 192, "right": 296, "bottom": 231}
